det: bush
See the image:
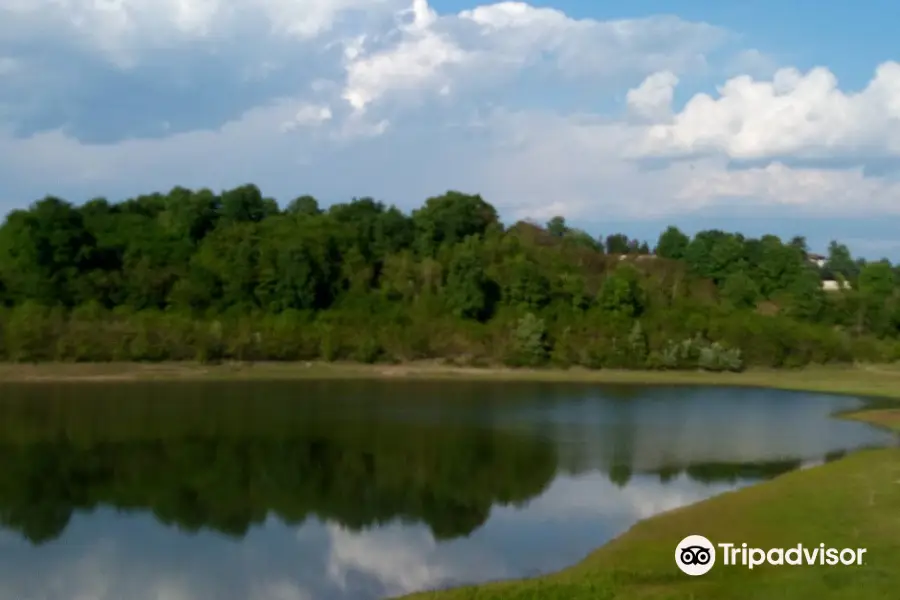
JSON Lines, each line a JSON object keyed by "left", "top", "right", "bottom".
{"left": 656, "top": 335, "right": 743, "bottom": 372}
{"left": 505, "top": 313, "right": 549, "bottom": 367}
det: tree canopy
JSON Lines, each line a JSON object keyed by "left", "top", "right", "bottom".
{"left": 0, "top": 185, "right": 898, "bottom": 368}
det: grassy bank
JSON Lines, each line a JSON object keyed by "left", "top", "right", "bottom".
{"left": 398, "top": 446, "right": 900, "bottom": 600}
{"left": 388, "top": 365, "right": 900, "bottom": 600}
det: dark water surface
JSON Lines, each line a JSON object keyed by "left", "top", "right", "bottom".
{"left": 0, "top": 381, "right": 894, "bottom": 600}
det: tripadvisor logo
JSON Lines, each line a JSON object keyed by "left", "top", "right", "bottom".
{"left": 675, "top": 535, "right": 867, "bottom": 576}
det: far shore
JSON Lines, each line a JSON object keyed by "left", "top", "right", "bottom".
{"left": 1, "top": 360, "right": 900, "bottom": 399}
{"left": 3, "top": 361, "right": 899, "bottom": 430}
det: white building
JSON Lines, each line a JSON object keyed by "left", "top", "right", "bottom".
{"left": 807, "top": 253, "right": 827, "bottom": 268}
{"left": 821, "top": 280, "right": 851, "bottom": 292}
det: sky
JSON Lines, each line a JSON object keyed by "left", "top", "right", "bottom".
{"left": 1, "top": 0, "right": 899, "bottom": 258}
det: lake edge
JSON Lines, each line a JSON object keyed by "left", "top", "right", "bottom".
{"left": 1, "top": 361, "right": 900, "bottom": 400}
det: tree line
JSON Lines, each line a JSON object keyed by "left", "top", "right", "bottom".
{"left": 0, "top": 184, "right": 898, "bottom": 368}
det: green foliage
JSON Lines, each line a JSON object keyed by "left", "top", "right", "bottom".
{"left": 626, "top": 320, "right": 649, "bottom": 367}
{"left": 444, "top": 236, "right": 492, "bottom": 321}
{"left": 721, "top": 271, "right": 760, "bottom": 309}
{"left": 654, "top": 225, "right": 690, "bottom": 260}
{"left": 506, "top": 312, "right": 549, "bottom": 367}
{"left": 599, "top": 266, "right": 644, "bottom": 318}
{"left": 0, "top": 184, "right": 896, "bottom": 368}
{"left": 650, "top": 335, "right": 743, "bottom": 372}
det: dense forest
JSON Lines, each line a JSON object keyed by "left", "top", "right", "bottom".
{"left": 0, "top": 184, "right": 898, "bottom": 369}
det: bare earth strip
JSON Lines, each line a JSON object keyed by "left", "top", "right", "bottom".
{"left": 1, "top": 361, "right": 899, "bottom": 398}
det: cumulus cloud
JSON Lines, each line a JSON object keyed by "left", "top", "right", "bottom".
{"left": 629, "top": 61, "right": 900, "bottom": 161}
{"left": 472, "top": 61, "right": 900, "bottom": 220}
{"left": 0, "top": 0, "right": 401, "bottom": 63}
{"left": 342, "top": 0, "right": 464, "bottom": 112}
{"left": 457, "top": 3, "right": 721, "bottom": 77}
{"left": 0, "top": 0, "right": 899, "bottom": 223}
{"left": 626, "top": 70, "right": 679, "bottom": 122}
{"left": 341, "top": 1, "right": 726, "bottom": 112}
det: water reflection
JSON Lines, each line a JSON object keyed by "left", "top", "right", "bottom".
{"left": 0, "top": 382, "right": 893, "bottom": 600}
{"left": 0, "top": 473, "right": 776, "bottom": 600}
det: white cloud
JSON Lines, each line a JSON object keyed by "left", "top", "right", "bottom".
{"left": 725, "top": 48, "right": 780, "bottom": 79}
{"left": 0, "top": 0, "right": 402, "bottom": 65}
{"left": 342, "top": 0, "right": 465, "bottom": 112}
{"left": 280, "top": 104, "right": 333, "bottom": 131}
{"left": 467, "top": 60, "right": 900, "bottom": 220}
{"left": 339, "top": 1, "right": 726, "bottom": 112}
{"left": 0, "top": 0, "right": 899, "bottom": 222}
{"left": 626, "top": 70, "right": 679, "bottom": 122}
{"left": 630, "top": 61, "right": 900, "bottom": 161}
{"left": 673, "top": 162, "right": 900, "bottom": 214}
{"left": 457, "top": 3, "right": 723, "bottom": 77}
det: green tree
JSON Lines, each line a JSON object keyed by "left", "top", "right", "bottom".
{"left": 655, "top": 226, "right": 690, "bottom": 260}
{"left": 600, "top": 265, "right": 644, "bottom": 318}
{"left": 443, "top": 237, "right": 492, "bottom": 320}
{"left": 412, "top": 191, "right": 498, "bottom": 257}
{"left": 824, "top": 241, "right": 859, "bottom": 282}
{"left": 605, "top": 233, "right": 630, "bottom": 254}
{"left": 721, "top": 272, "right": 760, "bottom": 309}
{"left": 285, "top": 195, "right": 321, "bottom": 216}
{"left": 546, "top": 216, "right": 567, "bottom": 237}
{"left": 0, "top": 182, "right": 896, "bottom": 370}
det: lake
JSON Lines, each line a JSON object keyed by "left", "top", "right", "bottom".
{"left": 0, "top": 380, "right": 894, "bottom": 600}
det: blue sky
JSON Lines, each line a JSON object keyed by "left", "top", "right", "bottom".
{"left": 1, "top": 0, "right": 899, "bottom": 258}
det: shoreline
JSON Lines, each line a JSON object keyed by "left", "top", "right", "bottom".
{"left": 399, "top": 445, "right": 900, "bottom": 600}
{"left": 1, "top": 360, "right": 900, "bottom": 397}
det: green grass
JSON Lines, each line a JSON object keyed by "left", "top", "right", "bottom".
{"left": 842, "top": 408, "right": 900, "bottom": 432}
{"left": 398, "top": 447, "right": 900, "bottom": 600}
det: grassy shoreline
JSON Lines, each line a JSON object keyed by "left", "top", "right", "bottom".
{"left": 398, "top": 446, "right": 900, "bottom": 600}
{"left": 390, "top": 364, "right": 900, "bottom": 599}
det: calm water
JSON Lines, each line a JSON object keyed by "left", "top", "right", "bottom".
{"left": 0, "top": 381, "right": 894, "bottom": 600}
